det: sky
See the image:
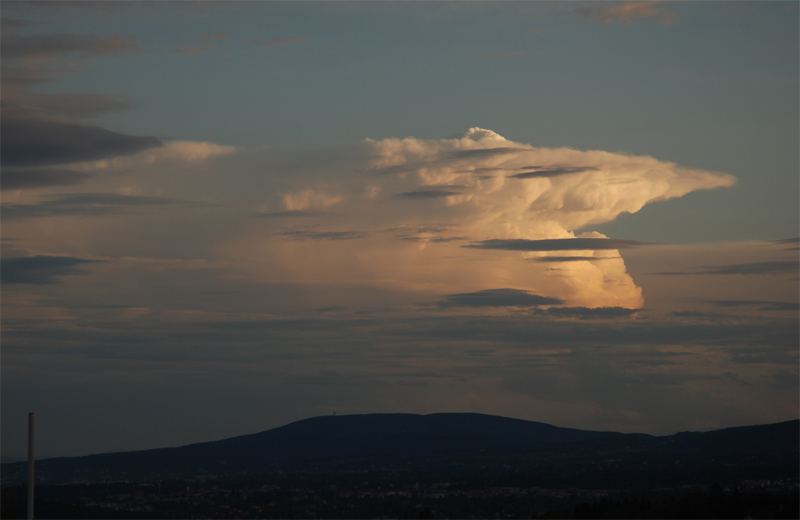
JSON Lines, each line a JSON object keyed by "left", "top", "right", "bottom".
{"left": 1, "top": 1, "right": 798, "bottom": 460}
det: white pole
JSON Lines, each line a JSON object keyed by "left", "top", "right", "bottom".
{"left": 27, "top": 412, "right": 35, "bottom": 520}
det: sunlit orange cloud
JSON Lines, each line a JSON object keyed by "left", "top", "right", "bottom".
{"left": 226, "top": 128, "right": 735, "bottom": 310}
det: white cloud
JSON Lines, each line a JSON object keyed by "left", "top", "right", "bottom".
{"left": 75, "top": 140, "right": 237, "bottom": 171}
{"left": 282, "top": 189, "right": 343, "bottom": 211}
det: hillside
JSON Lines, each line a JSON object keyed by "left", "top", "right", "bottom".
{"left": 1, "top": 413, "right": 796, "bottom": 485}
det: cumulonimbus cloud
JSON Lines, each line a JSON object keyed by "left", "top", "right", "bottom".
{"left": 229, "top": 128, "right": 734, "bottom": 310}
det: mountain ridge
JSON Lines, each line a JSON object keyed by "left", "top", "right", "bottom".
{"left": 1, "top": 413, "right": 796, "bottom": 484}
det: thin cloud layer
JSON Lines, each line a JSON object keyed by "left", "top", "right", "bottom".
{"left": 1, "top": 168, "right": 93, "bottom": 190}
{"left": 436, "top": 288, "right": 563, "bottom": 308}
{"left": 0, "top": 104, "right": 163, "bottom": 168}
{"left": 1, "top": 254, "right": 102, "bottom": 284}
{"left": 575, "top": 1, "right": 679, "bottom": 26}
{"left": 256, "top": 35, "right": 307, "bottom": 47}
{"left": 2, "top": 193, "right": 207, "bottom": 220}
{"left": 465, "top": 238, "right": 648, "bottom": 251}
{"left": 655, "top": 261, "right": 799, "bottom": 276}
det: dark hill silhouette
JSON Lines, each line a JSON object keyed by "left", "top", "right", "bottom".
{"left": 173, "top": 412, "right": 645, "bottom": 460}
{"left": 1, "top": 413, "right": 796, "bottom": 484}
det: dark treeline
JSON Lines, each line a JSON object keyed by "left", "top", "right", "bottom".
{"left": 2, "top": 477, "right": 798, "bottom": 519}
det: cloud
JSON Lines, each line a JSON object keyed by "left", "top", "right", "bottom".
{"left": 399, "top": 188, "right": 463, "bottom": 199}
{"left": 465, "top": 238, "right": 648, "bottom": 251}
{"left": 1, "top": 168, "right": 93, "bottom": 190}
{"left": 2, "top": 193, "right": 207, "bottom": 220}
{"left": 213, "top": 128, "right": 735, "bottom": 310}
{"left": 0, "top": 103, "right": 163, "bottom": 168}
{"left": 197, "top": 31, "right": 229, "bottom": 43}
{"left": 482, "top": 51, "right": 524, "bottom": 59}
{"left": 252, "top": 211, "right": 339, "bottom": 219}
{"left": 510, "top": 166, "right": 599, "bottom": 179}
{"left": 542, "top": 306, "right": 640, "bottom": 319}
{"left": 435, "top": 288, "right": 564, "bottom": 308}
{"left": 708, "top": 300, "right": 800, "bottom": 312}
{"left": 275, "top": 230, "right": 368, "bottom": 241}
{"left": 255, "top": 35, "right": 307, "bottom": 47}
{"left": 177, "top": 44, "right": 214, "bottom": 55}
{"left": 1, "top": 31, "right": 141, "bottom": 64}
{"left": 774, "top": 238, "right": 799, "bottom": 251}
{"left": 669, "top": 311, "right": 731, "bottom": 320}
{"left": 655, "top": 261, "right": 798, "bottom": 276}
{"left": 575, "top": 1, "right": 679, "bottom": 26}
{"left": 13, "top": 92, "right": 137, "bottom": 119}
{"left": 533, "top": 256, "right": 620, "bottom": 263}
{"left": 71, "top": 140, "right": 237, "bottom": 171}
{"left": 365, "top": 127, "right": 734, "bottom": 235}
{"left": 282, "top": 189, "right": 342, "bottom": 211}
{"left": 1, "top": 255, "right": 103, "bottom": 284}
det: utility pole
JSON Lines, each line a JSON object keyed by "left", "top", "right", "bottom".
{"left": 27, "top": 412, "right": 35, "bottom": 520}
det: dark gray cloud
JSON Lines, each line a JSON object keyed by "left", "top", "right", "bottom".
{"left": 708, "top": 300, "right": 800, "bottom": 312}
{"left": 387, "top": 224, "right": 452, "bottom": 235}
{"left": 255, "top": 35, "right": 307, "bottom": 47}
{"left": 542, "top": 306, "right": 639, "bottom": 319}
{"left": 1, "top": 168, "right": 93, "bottom": 190}
{"left": 275, "top": 230, "right": 367, "bottom": 241}
{"left": 774, "top": 238, "right": 799, "bottom": 251}
{"left": 22, "top": 92, "right": 137, "bottom": 119}
{"left": 1, "top": 103, "right": 162, "bottom": 167}
{"left": 669, "top": 311, "right": 731, "bottom": 320}
{"left": 436, "top": 288, "right": 563, "bottom": 308}
{"left": 401, "top": 236, "right": 466, "bottom": 243}
{"left": 510, "top": 166, "right": 599, "bottom": 179}
{"left": 252, "top": 210, "right": 339, "bottom": 218}
{"left": 654, "top": 261, "right": 798, "bottom": 276}
{"left": 2, "top": 254, "right": 103, "bottom": 284}
{"left": 386, "top": 225, "right": 465, "bottom": 243}
{"left": 450, "top": 147, "right": 526, "bottom": 159}
{"left": 399, "top": 188, "right": 462, "bottom": 199}
{"left": 2, "top": 193, "right": 204, "bottom": 220}
{"left": 532, "top": 256, "right": 619, "bottom": 263}
{"left": 1, "top": 31, "right": 141, "bottom": 62}
{"left": 465, "top": 238, "right": 648, "bottom": 251}
{"left": 0, "top": 18, "right": 40, "bottom": 34}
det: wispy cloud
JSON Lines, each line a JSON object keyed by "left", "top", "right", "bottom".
{"left": 2, "top": 193, "right": 207, "bottom": 220}
{"left": 541, "top": 306, "right": 640, "bottom": 319}
{"left": 708, "top": 300, "right": 800, "bottom": 312}
{"left": 654, "top": 261, "right": 798, "bottom": 276}
{"left": 509, "top": 166, "right": 599, "bottom": 179}
{"left": 481, "top": 51, "right": 524, "bottom": 59}
{"left": 197, "top": 31, "right": 229, "bottom": 43}
{"left": 255, "top": 35, "right": 308, "bottom": 48}
{"left": 575, "top": 1, "right": 679, "bottom": 26}
{"left": 2, "top": 255, "right": 103, "bottom": 284}
{"left": 251, "top": 210, "right": 339, "bottom": 219}
{"left": 1, "top": 168, "right": 93, "bottom": 190}
{"left": 275, "top": 230, "right": 367, "bottom": 242}
{"left": 435, "top": 289, "right": 563, "bottom": 308}
{"left": 13, "top": 92, "right": 137, "bottom": 119}
{"left": 465, "top": 238, "right": 649, "bottom": 251}
{"left": 399, "top": 188, "right": 463, "bottom": 199}
{"left": 532, "top": 256, "right": 620, "bottom": 263}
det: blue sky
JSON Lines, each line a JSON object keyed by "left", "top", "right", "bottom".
{"left": 1, "top": 1, "right": 798, "bottom": 458}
